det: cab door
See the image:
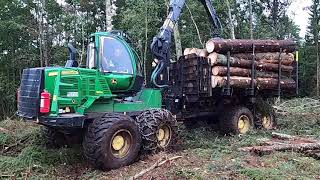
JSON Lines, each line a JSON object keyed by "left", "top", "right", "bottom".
{"left": 100, "top": 36, "right": 135, "bottom": 93}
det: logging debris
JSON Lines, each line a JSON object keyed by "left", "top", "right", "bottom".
{"left": 239, "top": 132, "right": 320, "bottom": 159}
{"left": 129, "top": 156, "right": 182, "bottom": 180}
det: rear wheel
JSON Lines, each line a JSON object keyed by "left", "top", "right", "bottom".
{"left": 44, "top": 128, "right": 68, "bottom": 148}
{"left": 219, "top": 106, "right": 253, "bottom": 135}
{"left": 83, "top": 113, "right": 141, "bottom": 170}
{"left": 135, "top": 109, "right": 178, "bottom": 153}
{"left": 255, "top": 111, "right": 277, "bottom": 130}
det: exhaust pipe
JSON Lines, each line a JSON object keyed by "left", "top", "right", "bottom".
{"left": 65, "top": 43, "right": 79, "bottom": 68}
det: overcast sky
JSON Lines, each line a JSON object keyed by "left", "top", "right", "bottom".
{"left": 288, "top": 0, "right": 313, "bottom": 38}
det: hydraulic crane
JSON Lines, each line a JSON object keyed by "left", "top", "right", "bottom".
{"left": 151, "top": 0, "right": 222, "bottom": 87}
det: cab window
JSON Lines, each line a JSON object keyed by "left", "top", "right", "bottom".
{"left": 100, "top": 37, "right": 134, "bottom": 74}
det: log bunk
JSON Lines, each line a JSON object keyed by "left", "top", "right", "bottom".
{"left": 183, "top": 39, "right": 298, "bottom": 96}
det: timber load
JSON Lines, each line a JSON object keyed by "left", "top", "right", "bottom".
{"left": 183, "top": 39, "right": 297, "bottom": 90}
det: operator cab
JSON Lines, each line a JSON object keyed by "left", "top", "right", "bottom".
{"left": 86, "top": 31, "right": 144, "bottom": 95}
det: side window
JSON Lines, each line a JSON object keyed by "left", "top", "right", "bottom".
{"left": 87, "top": 43, "right": 95, "bottom": 69}
{"left": 101, "top": 37, "right": 134, "bottom": 74}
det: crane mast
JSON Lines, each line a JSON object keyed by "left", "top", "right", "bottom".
{"left": 150, "top": 0, "right": 222, "bottom": 87}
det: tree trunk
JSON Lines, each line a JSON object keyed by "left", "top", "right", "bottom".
{"left": 212, "top": 66, "right": 281, "bottom": 78}
{"left": 173, "top": 23, "right": 183, "bottom": 61}
{"left": 212, "top": 76, "right": 296, "bottom": 89}
{"left": 206, "top": 39, "right": 296, "bottom": 54}
{"left": 249, "top": 0, "right": 253, "bottom": 39}
{"left": 105, "top": 0, "right": 112, "bottom": 31}
{"left": 209, "top": 53, "right": 293, "bottom": 72}
{"left": 226, "top": 0, "right": 235, "bottom": 39}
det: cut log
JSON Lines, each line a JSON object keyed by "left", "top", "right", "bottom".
{"left": 239, "top": 143, "right": 320, "bottom": 154}
{"left": 233, "top": 52, "right": 294, "bottom": 61}
{"left": 212, "top": 76, "right": 296, "bottom": 89}
{"left": 212, "top": 66, "right": 281, "bottom": 78}
{"left": 271, "top": 132, "right": 317, "bottom": 143}
{"left": 257, "top": 63, "right": 293, "bottom": 73}
{"left": 259, "top": 59, "right": 294, "bottom": 66}
{"left": 189, "top": 48, "right": 198, "bottom": 55}
{"left": 211, "top": 54, "right": 294, "bottom": 73}
{"left": 206, "top": 39, "right": 296, "bottom": 54}
{"left": 183, "top": 48, "right": 192, "bottom": 56}
{"left": 196, "top": 49, "right": 209, "bottom": 57}
{"left": 210, "top": 53, "right": 253, "bottom": 68}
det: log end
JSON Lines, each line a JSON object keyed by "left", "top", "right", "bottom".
{"left": 197, "top": 49, "right": 209, "bottom": 58}
{"left": 183, "top": 48, "right": 192, "bottom": 56}
{"left": 208, "top": 53, "right": 218, "bottom": 65}
{"left": 189, "top": 48, "right": 198, "bottom": 55}
{"left": 206, "top": 40, "right": 215, "bottom": 53}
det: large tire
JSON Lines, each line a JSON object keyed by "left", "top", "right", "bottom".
{"left": 135, "top": 109, "right": 178, "bottom": 153}
{"left": 219, "top": 106, "right": 254, "bottom": 135}
{"left": 44, "top": 127, "right": 68, "bottom": 148}
{"left": 83, "top": 113, "right": 141, "bottom": 170}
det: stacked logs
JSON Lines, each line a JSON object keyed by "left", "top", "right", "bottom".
{"left": 183, "top": 39, "right": 297, "bottom": 90}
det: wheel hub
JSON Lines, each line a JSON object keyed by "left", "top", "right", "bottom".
{"left": 238, "top": 115, "right": 250, "bottom": 134}
{"left": 262, "top": 115, "right": 272, "bottom": 129}
{"left": 111, "top": 130, "right": 132, "bottom": 158}
{"left": 157, "top": 125, "right": 172, "bottom": 148}
{"left": 157, "top": 128, "right": 165, "bottom": 141}
{"left": 112, "top": 135, "right": 125, "bottom": 151}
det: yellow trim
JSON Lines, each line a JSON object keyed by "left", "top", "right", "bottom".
{"left": 61, "top": 70, "right": 79, "bottom": 75}
{"left": 48, "top": 72, "right": 58, "bottom": 76}
{"left": 53, "top": 95, "right": 58, "bottom": 101}
{"left": 96, "top": 91, "right": 104, "bottom": 94}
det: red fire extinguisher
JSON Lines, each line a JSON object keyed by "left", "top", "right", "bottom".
{"left": 40, "top": 90, "right": 51, "bottom": 113}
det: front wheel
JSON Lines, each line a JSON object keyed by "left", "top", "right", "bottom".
{"left": 83, "top": 113, "right": 141, "bottom": 170}
{"left": 219, "top": 106, "right": 254, "bottom": 135}
{"left": 135, "top": 109, "right": 178, "bottom": 153}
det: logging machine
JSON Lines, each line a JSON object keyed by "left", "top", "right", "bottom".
{"left": 16, "top": 0, "right": 298, "bottom": 170}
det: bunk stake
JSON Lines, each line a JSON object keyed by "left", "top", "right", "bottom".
{"left": 277, "top": 48, "right": 283, "bottom": 97}
{"left": 223, "top": 51, "right": 232, "bottom": 96}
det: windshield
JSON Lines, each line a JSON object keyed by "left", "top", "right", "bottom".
{"left": 100, "top": 36, "right": 133, "bottom": 74}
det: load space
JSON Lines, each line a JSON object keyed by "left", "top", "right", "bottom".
{"left": 169, "top": 39, "right": 297, "bottom": 136}
{"left": 184, "top": 39, "right": 298, "bottom": 91}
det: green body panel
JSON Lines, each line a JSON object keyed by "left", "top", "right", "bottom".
{"left": 85, "top": 89, "right": 162, "bottom": 113}
{"left": 41, "top": 32, "right": 161, "bottom": 118}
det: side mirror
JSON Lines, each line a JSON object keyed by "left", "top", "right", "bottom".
{"left": 65, "top": 43, "right": 79, "bottom": 68}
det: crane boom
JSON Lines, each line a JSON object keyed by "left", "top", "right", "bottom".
{"left": 150, "top": 0, "right": 222, "bottom": 88}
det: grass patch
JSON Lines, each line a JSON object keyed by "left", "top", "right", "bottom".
{"left": 0, "top": 119, "right": 84, "bottom": 179}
